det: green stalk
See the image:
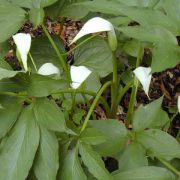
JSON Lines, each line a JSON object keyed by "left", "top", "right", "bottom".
{"left": 157, "top": 157, "right": 180, "bottom": 177}
{"left": 29, "top": 52, "right": 38, "bottom": 72}
{"left": 41, "top": 24, "right": 68, "bottom": 74}
{"left": 114, "top": 79, "right": 134, "bottom": 110}
{"left": 110, "top": 51, "right": 118, "bottom": 117}
{"left": 126, "top": 45, "right": 143, "bottom": 127}
{"left": 81, "top": 93, "right": 96, "bottom": 120}
{"left": 0, "top": 92, "right": 27, "bottom": 98}
{"left": 52, "top": 89, "right": 111, "bottom": 114}
{"left": 80, "top": 81, "right": 112, "bottom": 133}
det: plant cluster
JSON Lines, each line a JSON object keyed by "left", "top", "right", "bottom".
{"left": 0, "top": 0, "right": 180, "bottom": 180}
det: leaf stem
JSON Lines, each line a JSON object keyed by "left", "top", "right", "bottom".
{"left": 114, "top": 79, "right": 134, "bottom": 111}
{"left": 80, "top": 81, "right": 112, "bottom": 133}
{"left": 157, "top": 157, "right": 180, "bottom": 177}
{"left": 41, "top": 24, "right": 69, "bottom": 74}
{"left": 52, "top": 89, "right": 111, "bottom": 114}
{"left": 126, "top": 45, "right": 143, "bottom": 127}
{"left": 28, "top": 52, "right": 38, "bottom": 72}
{"left": 110, "top": 51, "right": 118, "bottom": 117}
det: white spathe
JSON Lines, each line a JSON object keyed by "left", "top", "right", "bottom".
{"left": 70, "top": 65, "right": 92, "bottom": 89}
{"left": 70, "top": 17, "right": 117, "bottom": 51}
{"left": 38, "top": 63, "right": 60, "bottom": 76}
{"left": 133, "top": 67, "right": 152, "bottom": 96}
{"left": 178, "top": 96, "right": 180, "bottom": 113}
{"left": 13, "top": 33, "right": 31, "bottom": 71}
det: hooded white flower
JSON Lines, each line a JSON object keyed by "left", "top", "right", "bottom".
{"left": 70, "top": 65, "right": 92, "bottom": 89}
{"left": 133, "top": 67, "right": 152, "bottom": 96}
{"left": 70, "top": 17, "right": 117, "bottom": 51}
{"left": 38, "top": 63, "right": 60, "bottom": 76}
{"left": 13, "top": 33, "right": 31, "bottom": 71}
{"left": 178, "top": 96, "right": 180, "bottom": 113}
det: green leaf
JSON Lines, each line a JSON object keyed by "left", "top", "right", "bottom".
{"left": 30, "top": 36, "right": 65, "bottom": 69}
{"left": 0, "top": 99, "right": 22, "bottom": 138}
{"left": 29, "top": 8, "right": 44, "bottom": 27}
{"left": 118, "top": 142, "right": 148, "bottom": 171}
{"left": 136, "top": 129, "right": 180, "bottom": 161}
{"left": 133, "top": 97, "right": 165, "bottom": 131}
{"left": 74, "top": 37, "right": 113, "bottom": 78}
{"left": 79, "top": 127, "right": 106, "bottom": 145}
{"left": 0, "top": 41, "right": 9, "bottom": 59}
{"left": 59, "top": 3, "right": 89, "bottom": 20}
{"left": 0, "top": 105, "right": 40, "bottom": 180}
{"left": 123, "top": 40, "right": 142, "bottom": 57}
{"left": 45, "top": 0, "right": 66, "bottom": 19}
{"left": 119, "top": 6, "right": 179, "bottom": 36}
{"left": 116, "top": 0, "right": 159, "bottom": 7}
{"left": 89, "top": 119, "right": 128, "bottom": 156}
{"left": 113, "top": 166, "right": 176, "bottom": 180}
{"left": 152, "top": 44, "right": 180, "bottom": 72}
{"left": 33, "top": 97, "right": 67, "bottom": 132}
{"left": 162, "top": 0, "right": 180, "bottom": 23}
{"left": 118, "top": 25, "right": 177, "bottom": 45}
{"left": 0, "top": 67, "right": 23, "bottom": 80}
{"left": 0, "top": 3, "right": 26, "bottom": 42}
{"left": 60, "top": 147, "right": 87, "bottom": 180}
{"left": 9, "top": 0, "right": 57, "bottom": 8}
{"left": 34, "top": 127, "right": 59, "bottom": 180}
{"left": 17, "top": 74, "right": 69, "bottom": 97}
{"left": 79, "top": 143, "right": 112, "bottom": 180}
{"left": 76, "top": 0, "right": 123, "bottom": 16}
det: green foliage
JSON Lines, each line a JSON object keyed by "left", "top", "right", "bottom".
{"left": 0, "top": 2, "right": 26, "bottom": 42}
{"left": 0, "top": 0, "right": 179, "bottom": 179}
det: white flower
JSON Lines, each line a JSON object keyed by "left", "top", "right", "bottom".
{"left": 178, "top": 96, "right": 180, "bottom": 113}
{"left": 70, "top": 17, "right": 117, "bottom": 51}
{"left": 13, "top": 33, "right": 31, "bottom": 71}
{"left": 38, "top": 63, "right": 60, "bottom": 76}
{"left": 70, "top": 66, "right": 92, "bottom": 89}
{"left": 133, "top": 67, "right": 152, "bottom": 96}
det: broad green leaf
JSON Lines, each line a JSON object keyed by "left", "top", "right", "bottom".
{"left": 60, "top": 147, "right": 87, "bottom": 180}
{"left": 118, "top": 143, "right": 148, "bottom": 171}
{"left": 133, "top": 97, "right": 164, "bottom": 131}
{"left": 119, "top": 6, "right": 179, "bottom": 35}
{"left": 8, "top": 0, "right": 57, "bottom": 8}
{"left": 59, "top": 3, "right": 89, "bottom": 20}
{"left": 0, "top": 59, "right": 12, "bottom": 70}
{"left": 16, "top": 74, "right": 69, "bottom": 97}
{"left": 0, "top": 41, "right": 9, "bottom": 59}
{"left": 123, "top": 39, "right": 142, "bottom": 57}
{"left": 0, "top": 3, "right": 26, "bottom": 43}
{"left": 116, "top": 0, "right": 159, "bottom": 7}
{"left": 0, "top": 67, "right": 23, "bottom": 80}
{"left": 33, "top": 97, "right": 67, "bottom": 132}
{"left": 29, "top": 8, "right": 44, "bottom": 27}
{"left": 34, "top": 127, "right": 59, "bottom": 180}
{"left": 113, "top": 166, "right": 176, "bottom": 180}
{"left": 30, "top": 36, "right": 65, "bottom": 71}
{"left": 76, "top": 0, "right": 124, "bottom": 15}
{"left": 0, "top": 99, "right": 22, "bottom": 138}
{"left": 0, "top": 105, "right": 40, "bottom": 180}
{"left": 136, "top": 129, "right": 180, "bottom": 161}
{"left": 152, "top": 44, "right": 180, "bottom": 72}
{"left": 45, "top": 0, "right": 66, "bottom": 19}
{"left": 89, "top": 119, "right": 128, "bottom": 156}
{"left": 118, "top": 25, "right": 177, "bottom": 45}
{"left": 79, "top": 127, "right": 106, "bottom": 145}
{"left": 74, "top": 37, "right": 113, "bottom": 78}
{"left": 79, "top": 143, "right": 112, "bottom": 180}
{"left": 163, "top": 0, "right": 180, "bottom": 23}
